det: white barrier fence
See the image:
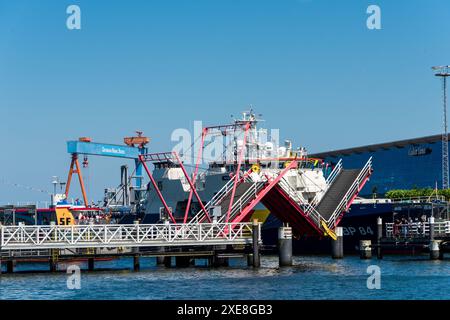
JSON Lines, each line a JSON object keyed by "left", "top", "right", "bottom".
{"left": 385, "top": 221, "right": 450, "bottom": 238}
{"left": 0, "top": 223, "right": 256, "bottom": 250}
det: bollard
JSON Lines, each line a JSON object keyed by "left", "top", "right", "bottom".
{"left": 360, "top": 240, "right": 372, "bottom": 259}
{"left": 430, "top": 240, "right": 440, "bottom": 260}
{"left": 278, "top": 226, "right": 293, "bottom": 266}
{"left": 252, "top": 219, "right": 260, "bottom": 268}
{"left": 377, "top": 217, "right": 383, "bottom": 259}
{"left": 331, "top": 227, "right": 344, "bottom": 259}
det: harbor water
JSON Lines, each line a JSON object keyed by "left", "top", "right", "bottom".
{"left": 1, "top": 255, "right": 449, "bottom": 300}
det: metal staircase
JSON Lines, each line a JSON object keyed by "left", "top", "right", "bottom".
{"left": 325, "top": 157, "right": 373, "bottom": 228}
{"left": 308, "top": 159, "right": 343, "bottom": 208}
{"left": 217, "top": 181, "right": 267, "bottom": 223}
{"left": 315, "top": 169, "right": 361, "bottom": 221}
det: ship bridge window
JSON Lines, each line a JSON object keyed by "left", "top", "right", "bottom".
{"left": 226, "top": 165, "right": 235, "bottom": 171}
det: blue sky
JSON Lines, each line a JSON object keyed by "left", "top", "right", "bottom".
{"left": 1, "top": 0, "right": 449, "bottom": 203}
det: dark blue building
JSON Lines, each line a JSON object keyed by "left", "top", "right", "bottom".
{"left": 312, "top": 135, "right": 444, "bottom": 197}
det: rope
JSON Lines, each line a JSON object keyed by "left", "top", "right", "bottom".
{"left": 0, "top": 178, "right": 51, "bottom": 195}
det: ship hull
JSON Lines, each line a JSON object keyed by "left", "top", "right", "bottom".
{"left": 261, "top": 201, "right": 435, "bottom": 254}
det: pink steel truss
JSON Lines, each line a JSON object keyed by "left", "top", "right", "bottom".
{"left": 139, "top": 151, "right": 212, "bottom": 224}
{"left": 226, "top": 122, "right": 251, "bottom": 222}
{"left": 184, "top": 128, "right": 208, "bottom": 223}
{"left": 228, "top": 159, "right": 299, "bottom": 225}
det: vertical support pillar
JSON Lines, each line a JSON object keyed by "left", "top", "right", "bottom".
{"left": 49, "top": 258, "right": 57, "bottom": 272}
{"left": 6, "top": 260, "right": 14, "bottom": 273}
{"left": 278, "top": 226, "right": 293, "bottom": 266}
{"left": 430, "top": 240, "right": 441, "bottom": 260}
{"left": 50, "top": 248, "right": 58, "bottom": 272}
{"left": 252, "top": 219, "right": 260, "bottom": 268}
{"left": 88, "top": 258, "right": 94, "bottom": 271}
{"left": 132, "top": 220, "right": 140, "bottom": 271}
{"left": 156, "top": 246, "right": 166, "bottom": 265}
{"left": 133, "top": 254, "right": 140, "bottom": 271}
{"left": 429, "top": 216, "right": 435, "bottom": 240}
{"left": 428, "top": 217, "right": 440, "bottom": 260}
{"left": 247, "top": 254, "right": 253, "bottom": 267}
{"left": 212, "top": 255, "right": 229, "bottom": 267}
{"left": 360, "top": 240, "right": 372, "bottom": 259}
{"left": 163, "top": 256, "right": 172, "bottom": 268}
{"left": 175, "top": 256, "right": 191, "bottom": 268}
{"left": 331, "top": 227, "right": 344, "bottom": 259}
{"left": 377, "top": 217, "right": 383, "bottom": 259}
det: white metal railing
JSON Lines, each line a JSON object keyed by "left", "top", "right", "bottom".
{"left": 307, "top": 159, "right": 343, "bottom": 209}
{"left": 277, "top": 162, "right": 342, "bottom": 222}
{"left": 385, "top": 221, "right": 450, "bottom": 238}
{"left": 189, "top": 169, "right": 256, "bottom": 224}
{"left": 0, "top": 223, "right": 255, "bottom": 250}
{"left": 1, "top": 248, "right": 52, "bottom": 258}
{"left": 217, "top": 181, "right": 266, "bottom": 223}
{"left": 326, "top": 157, "right": 373, "bottom": 228}
{"left": 390, "top": 195, "right": 447, "bottom": 203}
{"left": 277, "top": 177, "right": 323, "bottom": 229}
{"left": 189, "top": 174, "right": 239, "bottom": 224}
{"left": 325, "top": 159, "right": 343, "bottom": 185}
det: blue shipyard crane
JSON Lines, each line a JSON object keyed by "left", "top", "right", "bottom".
{"left": 65, "top": 132, "right": 149, "bottom": 207}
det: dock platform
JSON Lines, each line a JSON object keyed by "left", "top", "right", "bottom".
{"left": 0, "top": 222, "right": 259, "bottom": 272}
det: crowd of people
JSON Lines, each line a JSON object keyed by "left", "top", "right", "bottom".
{"left": 76, "top": 212, "right": 123, "bottom": 225}
{"left": 392, "top": 215, "right": 428, "bottom": 238}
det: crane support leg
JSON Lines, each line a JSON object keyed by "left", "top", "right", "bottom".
{"left": 65, "top": 154, "right": 89, "bottom": 207}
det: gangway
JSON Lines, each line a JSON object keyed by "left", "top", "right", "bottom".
{"left": 264, "top": 158, "right": 373, "bottom": 237}
{"left": 187, "top": 157, "right": 372, "bottom": 238}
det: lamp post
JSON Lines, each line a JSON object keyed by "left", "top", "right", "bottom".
{"left": 432, "top": 66, "right": 450, "bottom": 189}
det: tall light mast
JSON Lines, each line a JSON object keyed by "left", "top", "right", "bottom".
{"left": 432, "top": 65, "right": 450, "bottom": 189}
